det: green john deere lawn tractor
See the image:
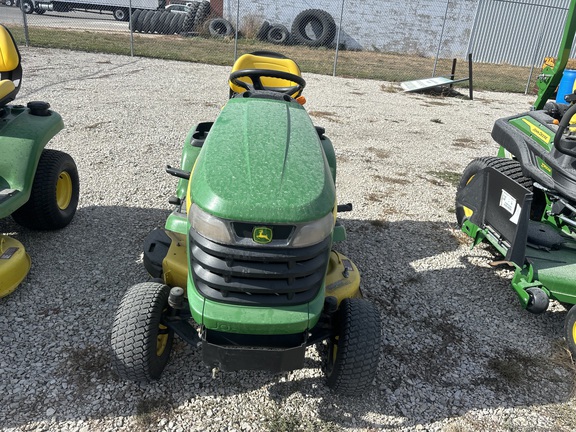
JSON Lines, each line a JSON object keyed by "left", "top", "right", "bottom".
{"left": 110, "top": 51, "right": 382, "bottom": 395}
{"left": 0, "top": 24, "right": 79, "bottom": 297}
{"left": 455, "top": 0, "right": 576, "bottom": 357}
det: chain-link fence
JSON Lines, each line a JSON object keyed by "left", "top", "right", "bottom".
{"left": 2, "top": 0, "right": 576, "bottom": 93}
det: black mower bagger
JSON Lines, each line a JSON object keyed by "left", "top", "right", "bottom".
{"left": 456, "top": 0, "right": 576, "bottom": 357}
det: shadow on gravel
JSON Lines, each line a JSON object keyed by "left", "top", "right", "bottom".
{"left": 301, "top": 218, "right": 575, "bottom": 430}
{"left": 1, "top": 212, "right": 574, "bottom": 430}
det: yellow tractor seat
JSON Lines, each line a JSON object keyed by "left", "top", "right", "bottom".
{"left": 0, "top": 24, "right": 22, "bottom": 107}
{"left": 229, "top": 51, "right": 303, "bottom": 98}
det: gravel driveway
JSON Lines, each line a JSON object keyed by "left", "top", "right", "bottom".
{"left": 1, "top": 47, "right": 575, "bottom": 431}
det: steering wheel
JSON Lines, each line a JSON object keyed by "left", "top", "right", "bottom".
{"left": 229, "top": 69, "right": 306, "bottom": 96}
{"left": 554, "top": 102, "right": 576, "bottom": 157}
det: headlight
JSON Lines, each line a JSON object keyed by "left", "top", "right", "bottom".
{"left": 189, "top": 203, "right": 233, "bottom": 244}
{"left": 291, "top": 212, "right": 334, "bottom": 247}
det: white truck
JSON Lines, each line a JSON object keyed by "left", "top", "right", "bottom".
{"left": 15, "top": 0, "right": 164, "bottom": 21}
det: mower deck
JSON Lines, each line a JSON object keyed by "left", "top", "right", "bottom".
{"left": 0, "top": 235, "right": 31, "bottom": 297}
{"left": 526, "top": 238, "right": 576, "bottom": 305}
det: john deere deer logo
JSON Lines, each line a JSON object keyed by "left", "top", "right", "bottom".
{"left": 252, "top": 227, "right": 273, "bottom": 244}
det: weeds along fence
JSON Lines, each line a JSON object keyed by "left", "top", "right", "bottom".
{"left": 2, "top": 0, "right": 576, "bottom": 93}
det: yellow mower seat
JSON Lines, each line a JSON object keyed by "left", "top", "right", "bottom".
{"left": 229, "top": 51, "right": 303, "bottom": 97}
{"left": 0, "top": 24, "right": 22, "bottom": 107}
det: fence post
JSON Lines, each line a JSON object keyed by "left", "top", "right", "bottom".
{"left": 129, "top": 0, "right": 134, "bottom": 57}
{"left": 233, "top": 0, "right": 240, "bottom": 61}
{"left": 466, "top": 0, "right": 482, "bottom": 59}
{"left": 332, "top": 0, "right": 346, "bottom": 77}
{"left": 20, "top": 1, "right": 30, "bottom": 46}
{"left": 432, "top": 0, "right": 450, "bottom": 77}
{"left": 525, "top": 9, "right": 549, "bottom": 95}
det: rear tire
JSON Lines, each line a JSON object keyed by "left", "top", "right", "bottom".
{"left": 256, "top": 20, "right": 270, "bottom": 41}
{"left": 113, "top": 7, "right": 128, "bottom": 21}
{"left": 167, "top": 12, "right": 180, "bottom": 34}
{"left": 291, "top": 9, "right": 336, "bottom": 47}
{"left": 324, "top": 298, "right": 381, "bottom": 395}
{"left": 565, "top": 306, "right": 576, "bottom": 358}
{"left": 182, "top": 1, "right": 199, "bottom": 33}
{"left": 156, "top": 12, "right": 171, "bottom": 34}
{"left": 456, "top": 157, "right": 532, "bottom": 227}
{"left": 130, "top": 9, "right": 142, "bottom": 31}
{"left": 266, "top": 24, "right": 289, "bottom": 45}
{"left": 140, "top": 10, "right": 154, "bottom": 33}
{"left": 193, "top": 0, "right": 210, "bottom": 31}
{"left": 110, "top": 282, "right": 174, "bottom": 381}
{"left": 208, "top": 18, "right": 234, "bottom": 37}
{"left": 148, "top": 11, "right": 162, "bottom": 33}
{"left": 21, "top": 0, "right": 33, "bottom": 14}
{"left": 12, "top": 149, "right": 79, "bottom": 230}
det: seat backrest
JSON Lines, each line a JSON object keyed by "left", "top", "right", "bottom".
{"left": 0, "top": 25, "right": 22, "bottom": 107}
{"left": 229, "top": 51, "right": 302, "bottom": 97}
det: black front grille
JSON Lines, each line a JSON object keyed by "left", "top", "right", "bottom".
{"left": 190, "top": 230, "right": 330, "bottom": 306}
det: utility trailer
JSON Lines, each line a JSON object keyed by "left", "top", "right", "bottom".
{"left": 17, "top": 0, "right": 164, "bottom": 21}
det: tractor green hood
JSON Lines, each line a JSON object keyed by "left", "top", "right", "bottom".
{"left": 190, "top": 96, "right": 335, "bottom": 223}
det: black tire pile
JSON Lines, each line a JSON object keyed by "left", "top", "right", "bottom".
{"left": 129, "top": 6, "right": 336, "bottom": 44}
{"left": 256, "top": 9, "right": 337, "bottom": 47}
{"left": 131, "top": 0, "right": 211, "bottom": 35}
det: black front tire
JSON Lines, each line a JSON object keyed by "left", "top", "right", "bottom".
{"left": 525, "top": 287, "right": 549, "bottom": 314}
{"left": 110, "top": 282, "right": 174, "bottom": 381}
{"left": 324, "top": 298, "right": 381, "bottom": 395}
{"left": 12, "top": 149, "right": 79, "bottom": 230}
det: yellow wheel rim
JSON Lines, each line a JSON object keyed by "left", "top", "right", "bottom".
{"left": 156, "top": 324, "right": 168, "bottom": 356}
{"left": 56, "top": 171, "right": 73, "bottom": 210}
{"left": 572, "top": 321, "right": 576, "bottom": 347}
{"left": 462, "top": 175, "right": 475, "bottom": 218}
{"left": 328, "top": 336, "right": 338, "bottom": 370}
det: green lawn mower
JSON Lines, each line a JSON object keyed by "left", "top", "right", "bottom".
{"left": 0, "top": 24, "right": 80, "bottom": 297}
{"left": 455, "top": 1, "right": 576, "bottom": 357}
{"left": 110, "top": 51, "right": 382, "bottom": 395}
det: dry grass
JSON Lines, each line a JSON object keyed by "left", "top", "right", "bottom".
{"left": 427, "top": 170, "right": 462, "bottom": 187}
{"left": 548, "top": 339, "right": 576, "bottom": 397}
{"left": 308, "top": 110, "right": 341, "bottom": 123}
{"left": 4, "top": 25, "right": 542, "bottom": 93}
{"left": 367, "top": 146, "right": 391, "bottom": 159}
{"left": 239, "top": 13, "right": 265, "bottom": 39}
{"left": 135, "top": 397, "right": 174, "bottom": 431}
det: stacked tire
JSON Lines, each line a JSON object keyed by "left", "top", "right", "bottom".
{"left": 255, "top": 9, "right": 336, "bottom": 47}
{"left": 131, "top": 0, "right": 210, "bottom": 36}
{"left": 132, "top": 9, "right": 186, "bottom": 35}
{"left": 182, "top": 0, "right": 210, "bottom": 35}
{"left": 206, "top": 18, "right": 235, "bottom": 37}
{"left": 291, "top": 9, "right": 336, "bottom": 47}
{"left": 255, "top": 20, "right": 289, "bottom": 45}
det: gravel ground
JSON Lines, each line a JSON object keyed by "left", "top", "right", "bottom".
{"left": 1, "top": 47, "right": 576, "bottom": 432}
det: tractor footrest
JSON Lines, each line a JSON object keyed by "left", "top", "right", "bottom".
{"left": 202, "top": 330, "right": 307, "bottom": 372}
